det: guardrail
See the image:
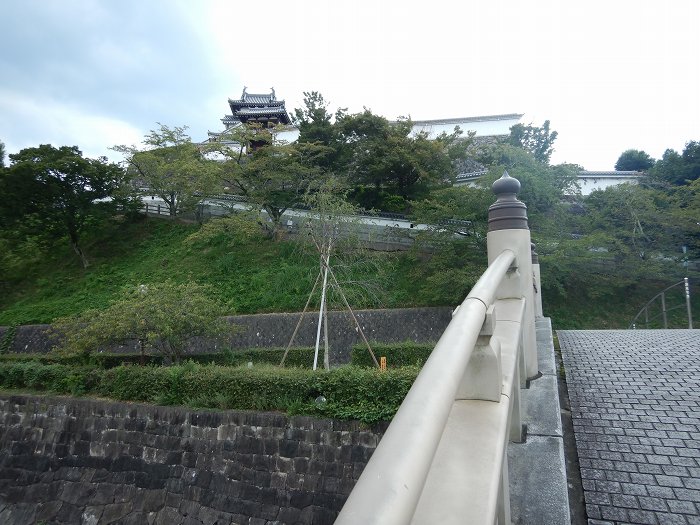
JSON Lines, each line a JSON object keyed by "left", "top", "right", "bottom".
{"left": 336, "top": 172, "right": 541, "bottom": 525}
{"left": 141, "top": 202, "right": 171, "bottom": 216}
{"left": 630, "top": 277, "right": 693, "bottom": 329}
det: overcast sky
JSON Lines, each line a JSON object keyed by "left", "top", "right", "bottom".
{"left": 1, "top": 0, "right": 698, "bottom": 170}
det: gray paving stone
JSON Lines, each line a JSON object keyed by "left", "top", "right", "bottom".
{"left": 559, "top": 329, "right": 700, "bottom": 525}
{"left": 656, "top": 514, "right": 689, "bottom": 525}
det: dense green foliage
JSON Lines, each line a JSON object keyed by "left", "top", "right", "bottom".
{"left": 0, "top": 215, "right": 489, "bottom": 327}
{"left": 52, "top": 281, "right": 235, "bottom": 363}
{"left": 0, "top": 326, "right": 17, "bottom": 354}
{"left": 113, "top": 124, "right": 219, "bottom": 217}
{"left": 507, "top": 120, "right": 558, "bottom": 164}
{"left": 0, "top": 144, "right": 136, "bottom": 268}
{"left": 648, "top": 141, "right": 700, "bottom": 186}
{"left": 293, "top": 92, "right": 469, "bottom": 212}
{"left": 0, "top": 359, "right": 419, "bottom": 423}
{"left": 210, "top": 124, "right": 332, "bottom": 237}
{"left": 0, "top": 347, "right": 316, "bottom": 369}
{"left": 615, "top": 149, "right": 655, "bottom": 172}
{"left": 352, "top": 342, "right": 435, "bottom": 368}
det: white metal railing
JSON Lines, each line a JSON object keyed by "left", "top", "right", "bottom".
{"left": 141, "top": 202, "right": 171, "bottom": 216}
{"left": 336, "top": 172, "right": 539, "bottom": 525}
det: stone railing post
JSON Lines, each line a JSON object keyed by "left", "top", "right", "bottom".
{"left": 486, "top": 171, "right": 539, "bottom": 379}
{"left": 532, "top": 243, "right": 543, "bottom": 318}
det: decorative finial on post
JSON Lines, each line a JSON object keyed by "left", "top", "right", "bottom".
{"left": 242, "top": 86, "right": 248, "bottom": 99}
{"left": 488, "top": 171, "right": 529, "bottom": 231}
{"left": 531, "top": 243, "right": 539, "bottom": 264}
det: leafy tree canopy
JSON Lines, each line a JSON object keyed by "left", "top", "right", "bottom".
{"left": 648, "top": 141, "right": 700, "bottom": 187}
{"left": 113, "top": 124, "right": 219, "bottom": 216}
{"left": 0, "top": 144, "right": 131, "bottom": 268}
{"left": 476, "top": 143, "right": 579, "bottom": 223}
{"left": 0, "top": 140, "right": 6, "bottom": 168}
{"left": 52, "top": 281, "right": 236, "bottom": 363}
{"left": 210, "top": 123, "right": 332, "bottom": 238}
{"left": 336, "top": 111, "right": 466, "bottom": 211}
{"left": 508, "top": 120, "right": 558, "bottom": 164}
{"left": 614, "top": 149, "right": 655, "bottom": 171}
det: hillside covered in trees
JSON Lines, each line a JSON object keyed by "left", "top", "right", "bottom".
{"left": 0, "top": 94, "right": 698, "bottom": 331}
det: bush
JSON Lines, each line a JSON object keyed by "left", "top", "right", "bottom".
{"left": 0, "top": 361, "right": 100, "bottom": 395}
{"left": 0, "top": 360, "right": 420, "bottom": 423}
{"left": 0, "top": 347, "right": 317, "bottom": 369}
{"left": 351, "top": 341, "right": 435, "bottom": 368}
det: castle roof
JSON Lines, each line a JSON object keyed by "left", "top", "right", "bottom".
{"left": 224, "top": 88, "right": 291, "bottom": 125}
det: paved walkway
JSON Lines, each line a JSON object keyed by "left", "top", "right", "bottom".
{"left": 559, "top": 330, "right": 700, "bottom": 525}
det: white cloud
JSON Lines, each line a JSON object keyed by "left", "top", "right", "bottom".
{"left": 0, "top": 90, "right": 143, "bottom": 162}
{"left": 1, "top": 0, "right": 698, "bottom": 170}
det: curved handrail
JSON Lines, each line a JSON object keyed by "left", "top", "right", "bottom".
{"left": 629, "top": 278, "right": 693, "bottom": 329}
{"left": 335, "top": 249, "right": 515, "bottom": 525}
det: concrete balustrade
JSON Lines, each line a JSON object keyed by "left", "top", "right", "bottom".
{"left": 336, "top": 172, "right": 540, "bottom": 525}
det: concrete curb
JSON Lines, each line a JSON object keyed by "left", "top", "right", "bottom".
{"left": 509, "top": 317, "right": 571, "bottom": 524}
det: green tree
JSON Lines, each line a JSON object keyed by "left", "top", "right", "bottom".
{"left": 211, "top": 124, "right": 331, "bottom": 238}
{"left": 410, "top": 185, "right": 492, "bottom": 241}
{"left": 0, "top": 144, "right": 131, "bottom": 268}
{"left": 293, "top": 92, "right": 346, "bottom": 149}
{"left": 476, "top": 143, "right": 579, "bottom": 223}
{"left": 680, "top": 141, "right": 700, "bottom": 183}
{"left": 649, "top": 141, "right": 700, "bottom": 186}
{"left": 614, "top": 149, "right": 655, "bottom": 171}
{"left": 0, "top": 140, "right": 6, "bottom": 168}
{"left": 508, "top": 120, "right": 558, "bottom": 164}
{"left": 52, "top": 281, "right": 235, "bottom": 363}
{"left": 113, "top": 124, "right": 219, "bottom": 217}
{"left": 337, "top": 111, "right": 463, "bottom": 211}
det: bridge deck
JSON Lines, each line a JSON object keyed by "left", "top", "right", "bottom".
{"left": 559, "top": 329, "right": 700, "bottom": 525}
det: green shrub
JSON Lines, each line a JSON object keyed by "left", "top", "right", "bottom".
{"left": 0, "top": 347, "right": 317, "bottom": 369}
{"left": 0, "top": 361, "right": 100, "bottom": 395}
{"left": 351, "top": 341, "right": 435, "bottom": 368}
{"left": 0, "top": 359, "right": 419, "bottom": 423}
{"left": 0, "top": 326, "right": 17, "bottom": 354}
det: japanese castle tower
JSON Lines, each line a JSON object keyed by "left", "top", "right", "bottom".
{"left": 207, "top": 87, "right": 300, "bottom": 145}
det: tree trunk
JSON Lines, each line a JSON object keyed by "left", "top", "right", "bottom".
{"left": 68, "top": 232, "right": 89, "bottom": 268}
{"left": 169, "top": 192, "right": 177, "bottom": 217}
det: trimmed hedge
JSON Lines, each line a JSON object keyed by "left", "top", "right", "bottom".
{"left": 0, "top": 360, "right": 419, "bottom": 424}
{"left": 351, "top": 341, "right": 435, "bottom": 368}
{"left": 0, "top": 341, "right": 436, "bottom": 370}
{"left": 0, "top": 347, "right": 317, "bottom": 369}
{"left": 0, "top": 361, "right": 101, "bottom": 396}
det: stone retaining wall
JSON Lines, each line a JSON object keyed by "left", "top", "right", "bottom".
{"left": 0, "top": 395, "right": 387, "bottom": 525}
{"left": 0, "top": 307, "right": 451, "bottom": 365}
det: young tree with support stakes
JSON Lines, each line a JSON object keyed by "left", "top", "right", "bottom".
{"left": 280, "top": 179, "right": 381, "bottom": 370}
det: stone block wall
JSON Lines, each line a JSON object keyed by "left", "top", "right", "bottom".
{"left": 0, "top": 306, "right": 451, "bottom": 365}
{"left": 0, "top": 394, "right": 387, "bottom": 525}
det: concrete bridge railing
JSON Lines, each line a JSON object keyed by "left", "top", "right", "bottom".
{"left": 336, "top": 172, "right": 543, "bottom": 525}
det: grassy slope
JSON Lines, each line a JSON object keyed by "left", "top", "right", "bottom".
{"left": 0, "top": 217, "right": 443, "bottom": 325}
{"left": 1, "top": 216, "right": 696, "bottom": 329}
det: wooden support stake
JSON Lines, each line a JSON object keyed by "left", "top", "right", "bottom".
{"left": 327, "top": 265, "right": 380, "bottom": 368}
{"left": 280, "top": 270, "right": 322, "bottom": 366}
